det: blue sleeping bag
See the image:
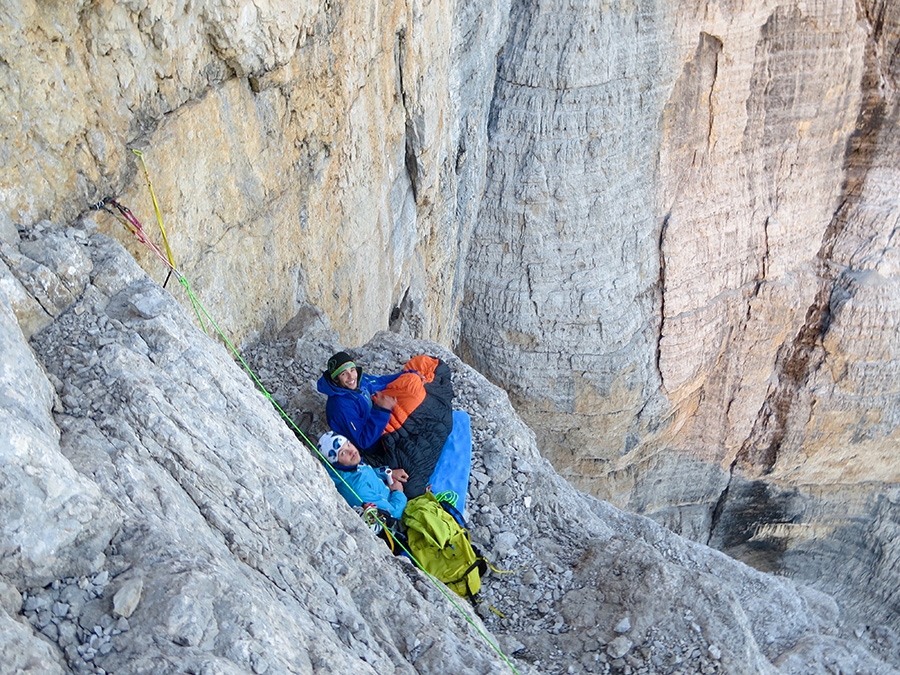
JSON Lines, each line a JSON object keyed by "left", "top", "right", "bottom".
{"left": 426, "top": 410, "right": 472, "bottom": 517}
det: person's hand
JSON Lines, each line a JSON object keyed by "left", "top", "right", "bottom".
{"left": 389, "top": 479, "right": 404, "bottom": 492}
{"left": 391, "top": 468, "right": 409, "bottom": 484}
{"left": 372, "top": 391, "right": 397, "bottom": 410}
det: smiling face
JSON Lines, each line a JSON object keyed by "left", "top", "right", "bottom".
{"left": 334, "top": 439, "right": 361, "bottom": 466}
{"left": 336, "top": 367, "right": 358, "bottom": 390}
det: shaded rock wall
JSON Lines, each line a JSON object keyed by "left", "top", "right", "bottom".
{"left": 459, "top": 0, "right": 900, "bottom": 628}
{"left": 459, "top": 0, "right": 674, "bottom": 483}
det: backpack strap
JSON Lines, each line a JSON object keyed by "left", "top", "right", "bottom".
{"left": 445, "top": 557, "right": 488, "bottom": 593}
{"left": 437, "top": 498, "right": 467, "bottom": 529}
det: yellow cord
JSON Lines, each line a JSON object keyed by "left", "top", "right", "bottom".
{"left": 97, "top": 196, "right": 521, "bottom": 675}
{"left": 131, "top": 148, "right": 177, "bottom": 271}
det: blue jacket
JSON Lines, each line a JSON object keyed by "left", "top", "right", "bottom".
{"left": 327, "top": 462, "right": 407, "bottom": 519}
{"left": 316, "top": 371, "right": 402, "bottom": 451}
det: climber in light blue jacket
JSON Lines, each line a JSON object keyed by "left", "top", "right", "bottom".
{"left": 317, "top": 431, "right": 408, "bottom": 519}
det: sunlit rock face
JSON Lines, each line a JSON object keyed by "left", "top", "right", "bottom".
{"left": 460, "top": 0, "right": 900, "bottom": 627}
{"left": 0, "top": 0, "right": 510, "bottom": 348}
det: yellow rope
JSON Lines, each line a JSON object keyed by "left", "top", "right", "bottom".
{"left": 131, "top": 148, "right": 177, "bottom": 271}
{"left": 96, "top": 195, "right": 521, "bottom": 675}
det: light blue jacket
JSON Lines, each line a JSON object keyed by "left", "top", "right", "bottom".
{"left": 327, "top": 461, "right": 407, "bottom": 519}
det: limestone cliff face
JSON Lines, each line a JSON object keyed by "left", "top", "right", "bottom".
{"left": 460, "top": 0, "right": 900, "bottom": 628}
{"left": 459, "top": 0, "right": 676, "bottom": 488}
{"left": 713, "top": 0, "right": 900, "bottom": 626}
{"left": 3, "top": 0, "right": 900, "bottom": 651}
{"left": 0, "top": 0, "right": 508, "bottom": 347}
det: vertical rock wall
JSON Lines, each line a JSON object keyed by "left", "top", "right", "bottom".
{"left": 461, "top": 0, "right": 900, "bottom": 626}
{"left": 458, "top": 0, "right": 675, "bottom": 484}
{"left": 645, "top": 0, "right": 867, "bottom": 531}
{"left": 711, "top": 0, "right": 900, "bottom": 627}
{"left": 0, "top": 0, "right": 509, "bottom": 349}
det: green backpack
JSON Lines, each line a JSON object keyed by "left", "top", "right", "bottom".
{"left": 402, "top": 492, "right": 487, "bottom": 597}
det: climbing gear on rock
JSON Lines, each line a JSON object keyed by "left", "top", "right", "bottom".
{"left": 132, "top": 148, "right": 176, "bottom": 286}
{"left": 91, "top": 197, "right": 208, "bottom": 334}
{"left": 90, "top": 157, "right": 522, "bottom": 673}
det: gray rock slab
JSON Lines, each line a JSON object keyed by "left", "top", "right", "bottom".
{"left": 0, "top": 285, "right": 119, "bottom": 588}
{"left": 0, "top": 605, "right": 67, "bottom": 675}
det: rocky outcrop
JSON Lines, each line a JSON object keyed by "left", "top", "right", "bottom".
{"left": 2, "top": 218, "right": 899, "bottom": 673}
{"left": 3, "top": 223, "right": 520, "bottom": 674}
{"left": 0, "top": 233, "right": 119, "bottom": 590}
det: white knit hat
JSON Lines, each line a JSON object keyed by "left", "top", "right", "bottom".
{"left": 318, "top": 431, "right": 349, "bottom": 464}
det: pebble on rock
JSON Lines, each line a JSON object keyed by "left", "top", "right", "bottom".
{"left": 112, "top": 577, "right": 143, "bottom": 618}
{"left": 607, "top": 636, "right": 633, "bottom": 659}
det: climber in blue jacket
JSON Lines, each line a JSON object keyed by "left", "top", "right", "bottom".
{"left": 316, "top": 351, "right": 402, "bottom": 451}
{"left": 318, "top": 431, "right": 409, "bottom": 519}
{"left": 316, "top": 349, "right": 455, "bottom": 499}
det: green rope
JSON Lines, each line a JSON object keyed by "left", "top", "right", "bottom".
{"left": 178, "top": 276, "right": 208, "bottom": 335}
{"left": 174, "top": 271, "right": 520, "bottom": 675}
{"left": 432, "top": 490, "right": 459, "bottom": 508}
